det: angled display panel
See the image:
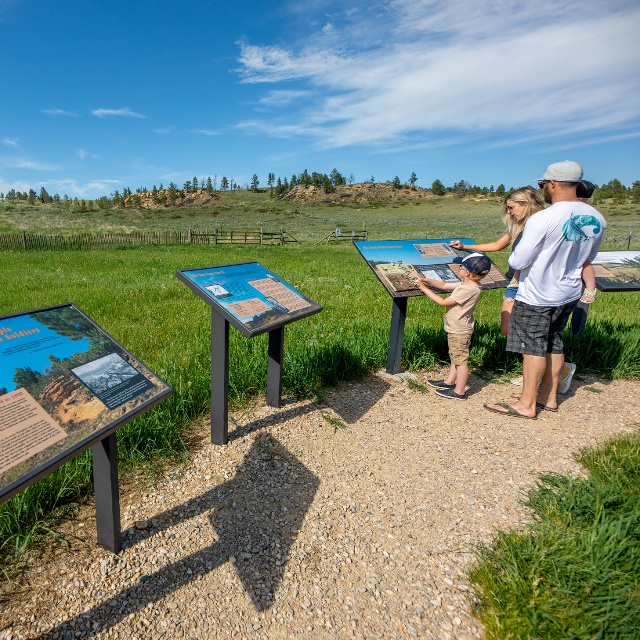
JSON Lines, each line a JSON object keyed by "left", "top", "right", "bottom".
{"left": 0, "top": 304, "right": 171, "bottom": 503}
{"left": 591, "top": 250, "right": 640, "bottom": 292}
{"left": 176, "top": 262, "right": 322, "bottom": 337}
{"left": 354, "top": 238, "right": 508, "bottom": 297}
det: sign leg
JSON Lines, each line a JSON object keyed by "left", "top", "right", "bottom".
{"left": 267, "top": 326, "right": 284, "bottom": 407}
{"left": 386, "top": 297, "right": 408, "bottom": 374}
{"left": 93, "top": 433, "right": 121, "bottom": 553}
{"left": 211, "top": 312, "right": 229, "bottom": 445}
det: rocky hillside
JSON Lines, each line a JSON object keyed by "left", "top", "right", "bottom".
{"left": 123, "top": 189, "right": 221, "bottom": 210}
{"left": 120, "top": 182, "right": 456, "bottom": 210}
{"left": 280, "top": 182, "right": 440, "bottom": 204}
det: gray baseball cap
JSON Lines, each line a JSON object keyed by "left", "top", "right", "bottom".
{"left": 536, "top": 160, "right": 583, "bottom": 183}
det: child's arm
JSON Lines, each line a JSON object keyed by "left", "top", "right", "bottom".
{"left": 449, "top": 233, "right": 511, "bottom": 253}
{"left": 581, "top": 261, "right": 597, "bottom": 303}
{"left": 413, "top": 274, "right": 458, "bottom": 292}
{"left": 413, "top": 280, "right": 459, "bottom": 307}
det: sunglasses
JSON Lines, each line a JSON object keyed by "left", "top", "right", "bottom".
{"left": 537, "top": 180, "right": 550, "bottom": 188}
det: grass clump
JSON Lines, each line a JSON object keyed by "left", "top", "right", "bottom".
{"left": 470, "top": 429, "right": 640, "bottom": 639}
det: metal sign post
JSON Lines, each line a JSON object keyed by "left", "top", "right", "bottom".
{"left": 267, "top": 326, "right": 285, "bottom": 407}
{"left": 386, "top": 297, "right": 407, "bottom": 374}
{"left": 93, "top": 433, "right": 121, "bottom": 553}
{"left": 211, "top": 313, "right": 230, "bottom": 445}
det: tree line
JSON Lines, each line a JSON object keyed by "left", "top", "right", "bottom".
{"left": 1, "top": 173, "right": 639, "bottom": 210}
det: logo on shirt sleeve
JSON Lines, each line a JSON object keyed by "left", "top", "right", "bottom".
{"left": 562, "top": 214, "right": 601, "bottom": 243}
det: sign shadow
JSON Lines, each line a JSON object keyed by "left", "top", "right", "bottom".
{"left": 228, "top": 399, "right": 321, "bottom": 442}
{"left": 36, "top": 433, "right": 319, "bottom": 639}
{"left": 323, "top": 375, "right": 391, "bottom": 424}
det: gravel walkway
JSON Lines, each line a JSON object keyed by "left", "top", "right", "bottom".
{"left": 1, "top": 372, "right": 638, "bottom": 640}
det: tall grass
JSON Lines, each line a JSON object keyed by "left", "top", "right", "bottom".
{"left": 470, "top": 429, "right": 640, "bottom": 639}
{"left": 1, "top": 240, "right": 639, "bottom": 576}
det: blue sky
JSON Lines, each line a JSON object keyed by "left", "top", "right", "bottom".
{"left": 1, "top": 0, "right": 639, "bottom": 199}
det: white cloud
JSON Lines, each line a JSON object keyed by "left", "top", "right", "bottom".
{"left": 46, "top": 179, "right": 121, "bottom": 197}
{"left": 237, "top": 0, "right": 640, "bottom": 150}
{"left": 191, "top": 129, "right": 222, "bottom": 136}
{"left": 0, "top": 156, "right": 59, "bottom": 170}
{"left": 41, "top": 109, "right": 79, "bottom": 117}
{"left": 259, "top": 90, "right": 313, "bottom": 106}
{"left": 76, "top": 149, "right": 98, "bottom": 160}
{"left": 2, "top": 137, "right": 18, "bottom": 147}
{"left": 91, "top": 107, "right": 147, "bottom": 119}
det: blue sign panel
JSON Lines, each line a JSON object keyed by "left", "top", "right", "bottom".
{"left": 177, "top": 262, "right": 322, "bottom": 337}
{"left": 354, "top": 238, "right": 508, "bottom": 297}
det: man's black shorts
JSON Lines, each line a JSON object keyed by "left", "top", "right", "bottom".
{"left": 506, "top": 299, "right": 578, "bottom": 357}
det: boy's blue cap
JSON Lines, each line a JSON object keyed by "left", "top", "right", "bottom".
{"left": 453, "top": 252, "right": 491, "bottom": 276}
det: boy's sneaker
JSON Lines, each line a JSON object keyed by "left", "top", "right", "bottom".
{"left": 435, "top": 387, "right": 466, "bottom": 400}
{"left": 558, "top": 362, "right": 576, "bottom": 395}
{"left": 426, "top": 379, "right": 455, "bottom": 389}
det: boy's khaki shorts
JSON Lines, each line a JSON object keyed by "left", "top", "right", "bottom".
{"left": 448, "top": 333, "right": 472, "bottom": 366}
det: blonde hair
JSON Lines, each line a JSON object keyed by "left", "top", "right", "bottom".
{"left": 501, "top": 186, "right": 545, "bottom": 239}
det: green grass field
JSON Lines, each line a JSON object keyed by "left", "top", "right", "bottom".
{"left": 471, "top": 429, "right": 640, "bottom": 639}
{"left": 1, "top": 194, "right": 639, "bottom": 579}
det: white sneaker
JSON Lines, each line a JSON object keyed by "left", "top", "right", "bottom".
{"left": 559, "top": 362, "right": 576, "bottom": 395}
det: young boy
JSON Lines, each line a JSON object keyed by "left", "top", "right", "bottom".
{"left": 412, "top": 252, "right": 491, "bottom": 400}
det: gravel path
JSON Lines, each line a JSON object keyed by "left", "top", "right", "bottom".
{"left": 1, "top": 371, "right": 638, "bottom": 640}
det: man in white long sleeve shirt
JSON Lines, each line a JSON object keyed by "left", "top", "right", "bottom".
{"left": 484, "top": 161, "right": 605, "bottom": 419}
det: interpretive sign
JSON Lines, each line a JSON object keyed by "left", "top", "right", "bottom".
{"left": 570, "top": 250, "right": 640, "bottom": 334}
{"left": 354, "top": 238, "right": 508, "bottom": 297}
{"left": 176, "top": 262, "right": 322, "bottom": 337}
{"left": 177, "top": 263, "right": 321, "bottom": 445}
{"left": 591, "top": 250, "right": 640, "bottom": 292}
{"left": 354, "top": 238, "right": 507, "bottom": 374}
{"left": 0, "top": 304, "right": 171, "bottom": 551}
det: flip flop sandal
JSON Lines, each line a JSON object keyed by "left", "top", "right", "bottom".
{"left": 536, "top": 402, "right": 558, "bottom": 412}
{"left": 483, "top": 402, "right": 537, "bottom": 420}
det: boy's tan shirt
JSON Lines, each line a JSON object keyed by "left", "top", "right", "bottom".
{"left": 443, "top": 281, "right": 482, "bottom": 334}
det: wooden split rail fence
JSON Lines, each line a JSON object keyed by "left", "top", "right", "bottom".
{"left": 0, "top": 228, "right": 300, "bottom": 252}
{"left": 314, "top": 229, "right": 369, "bottom": 245}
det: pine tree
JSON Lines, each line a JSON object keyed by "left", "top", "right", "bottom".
{"left": 431, "top": 179, "right": 446, "bottom": 196}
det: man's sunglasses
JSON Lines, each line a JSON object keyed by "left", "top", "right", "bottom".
{"left": 537, "top": 180, "right": 550, "bottom": 188}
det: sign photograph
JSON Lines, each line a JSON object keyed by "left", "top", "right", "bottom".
{"left": 177, "top": 262, "right": 322, "bottom": 337}
{"left": 354, "top": 238, "right": 508, "bottom": 297}
{"left": 0, "top": 304, "right": 171, "bottom": 500}
{"left": 591, "top": 250, "right": 640, "bottom": 292}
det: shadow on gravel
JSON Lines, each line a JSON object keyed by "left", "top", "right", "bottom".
{"left": 325, "top": 375, "right": 391, "bottom": 423}
{"left": 37, "top": 433, "right": 319, "bottom": 640}
{"left": 228, "top": 398, "right": 320, "bottom": 442}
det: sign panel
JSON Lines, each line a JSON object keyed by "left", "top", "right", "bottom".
{"left": 177, "top": 262, "right": 322, "bottom": 337}
{"left": 0, "top": 304, "right": 171, "bottom": 502}
{"left": 591, "top": 250, "right": 640, "bottom": 292}
{"left": 354, "top": 238, "right": 508, "bottom": 297}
